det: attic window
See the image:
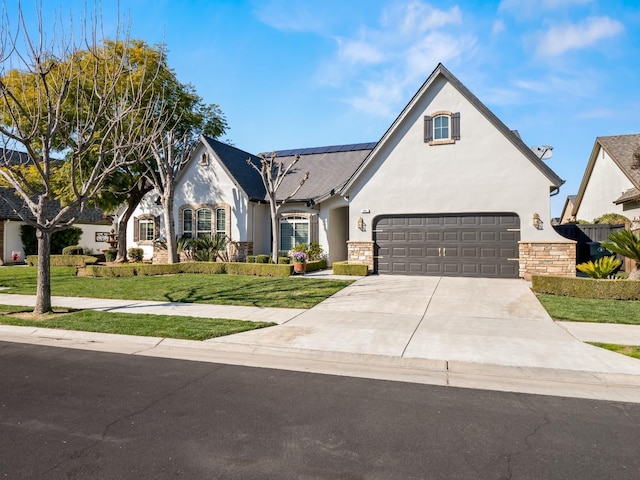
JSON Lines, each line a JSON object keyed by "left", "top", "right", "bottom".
{"left": 424, "top": 111, "right": 460, "bottom": 145}
{"left": 633, "top": 145, "right": 640, "bottom": 169}
{"left": 200, "top": 153, "right": 209, "bottom": 166}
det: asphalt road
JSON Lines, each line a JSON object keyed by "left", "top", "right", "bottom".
{"left": 1, "top": 341, "right": 640, "bottom": 480}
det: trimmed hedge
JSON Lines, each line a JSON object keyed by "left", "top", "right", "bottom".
{"left": 531, "top": 275, "right": 640, "bottom": 301}
{"left": 226, "top": 262, "right": 293, "bottom": 277}
{"left": 85, "top": 262, "right": 226, "bottom": 277}
{"left": 332, "top": 261, "right": 368, "bottom": 276}
{"left": 305, "top": 259, "right": 327, "bottom": 273}
{"left": 27, "top": 255, "right": 98, "bottom": 267}
{"left": 62, "top": 245, "right": 84, "bottom": 256}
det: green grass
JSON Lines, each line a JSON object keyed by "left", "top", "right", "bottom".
{"left": 0, "top": 267, "right": 353, "bottom": 308}
{"left": 589, "top": 343, "right": 640, "bottom": 360}
{"left": 0, "top": 307, "right": 275, "bottom": 341}
{"left": 537, "top": 294, "right": 640, "bottom": 325}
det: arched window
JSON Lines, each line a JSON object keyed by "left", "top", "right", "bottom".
{"left": 433, "top": 114, "right": 450, "bottom": 140}
{"left": 215, "top": 208, "right": 227, "bottom": 240}
{"left": 182, "top": 208, "right": 193, "bottom": 238}
{"left": 424, "top": 111, "right": 460, "bottom": 144}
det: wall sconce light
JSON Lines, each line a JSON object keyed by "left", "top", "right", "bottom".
{"left": 357, "top": 216, "right": 365, "bottom": 231}
{"left": 532, "top": 213, "right": 543, "bottom": 230}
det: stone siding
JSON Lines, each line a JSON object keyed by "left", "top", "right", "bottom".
{"left": 347, "top": 240, "right": 374, "bottom": 271}
{"left": 519, "top": 241, "right": 576, "bottom": 280}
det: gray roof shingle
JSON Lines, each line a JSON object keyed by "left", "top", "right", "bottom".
{"left": 598, "top": 134, "right": 640, "bottom": 190}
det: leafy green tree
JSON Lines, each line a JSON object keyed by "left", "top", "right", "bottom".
{"left": 601, "top": 230, "right": 640, "bottom": 280}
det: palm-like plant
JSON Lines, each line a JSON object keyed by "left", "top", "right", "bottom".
{"left": 576, "top": 256, "right": 621, "bottom": 279}
{"left": 601, "top": 230, "right": 640, "bottom": 280}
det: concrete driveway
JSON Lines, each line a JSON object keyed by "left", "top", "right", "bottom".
{"left": 212, "top": 275, "right": 640, "bottom": 376}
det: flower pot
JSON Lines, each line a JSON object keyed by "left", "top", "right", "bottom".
{"left": 293, "top": 262, "right": 307, "bottom": 274}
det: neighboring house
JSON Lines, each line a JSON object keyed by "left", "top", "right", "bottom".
{"left": 572, "top": 134, "right": 640, "bottom": 223}
{"left": 559, "top": 195, "right": 577, "bottom": 224}
{"left": 0, "top": 188, "right": 113, "bottom": 263}
{"left": 127, "top": 63, "right": 573, "bottom": 278}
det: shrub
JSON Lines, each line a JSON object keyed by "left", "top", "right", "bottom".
{"left": 27, "top": 255, "right": 98, "bottom": 267}
{"left": 306, "top": 259, "right": 327, "bottom": 272}
{"left": 20, "top": 224, "right": 83, "bottom": 254}
{"left": 332, "top": 261, "right": 368, "bottom": 276}
{"left": 226, "top": 262, "right": 293, "bottom": 277}
{"left": 62, "top": 245, "right": 84, "bottom": 256}
{"left": 593, "top": 213, "right": 630, "bottom": 225}
{"left": 576, "top": 256, "right": 621, "bottom": 279}
{"left": 278, "top": 256, "right": 290, "bottom": 264}
{"left": 85, "top": 262, "right": 228, "bottom": 277}
{"left": 531, "top": 275, "right": 640, "bottom": 301}
{"left": 255, "top": 254, "right": 270, "bottom": 264}
{"left": 601, "top": 229, "right": 640, "bottom": 280}
{"left": 246, "top": 256, "right": 256, "bottom": 263}
{"left": 128, "top": 248, "right": 144, "bottom": 263}
{"left": 104, "top": 249, "right": 117, "bottom": 262}
{"left": 307, "top": 242, "right": 324, "bottom": 261}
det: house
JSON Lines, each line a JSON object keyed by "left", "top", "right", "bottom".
{"left": 572, "top": 134, "right": 640, "bottom": 224}
{"left": 0, "top": 187, "right": 113, "bottom": 263}
{"left": 127, "top": 63, "right": 573, "bottom": 278}
{"left": 559, "top": 195, "right": 576, "bottom": 224}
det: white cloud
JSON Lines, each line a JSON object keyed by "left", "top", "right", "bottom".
{"left": 396, "top": 1, "right": 462, "bottom": 35}
{"left": 536, "top": 16, "right": 624, "bottom": 57}
{"left": 337, "top": 38, "right": 384, "bottom": 64}
{"left": 491, "top": 20, "right": 505, "bottom": 38}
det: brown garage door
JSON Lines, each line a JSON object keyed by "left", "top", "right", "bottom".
{"left": 373, "top": 213, "right": 520, "bottom": 278}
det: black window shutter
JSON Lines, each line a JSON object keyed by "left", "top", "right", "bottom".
{"left": 452, "top": 112, "right": 461, "bottom": 140}
{"left": 154, "top": 216, "right": 160, "bottom": 240}
{"left": 424, "top": 116, "right": 433, "bottom": 142}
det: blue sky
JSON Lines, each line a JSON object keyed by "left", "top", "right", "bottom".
{"left": 7, "top": 0, "right": 640, "bottom": 216}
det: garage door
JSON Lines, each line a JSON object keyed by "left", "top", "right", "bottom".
{"left": 373, "top": 213, "right": 520, "bottom": 278}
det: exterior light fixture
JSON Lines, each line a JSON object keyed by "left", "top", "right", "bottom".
{"left": 357, "top": 217, "right": 365, "bottom": 231}
{"left": 533, "top": 213, "right": 543, "bottom": 230}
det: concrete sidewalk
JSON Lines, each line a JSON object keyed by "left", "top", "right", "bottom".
{"left": 1, "top": 276, "right": 640, "bottom": 403}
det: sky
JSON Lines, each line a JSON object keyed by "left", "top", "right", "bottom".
{"left": 4, "top": 0, "right": 640, "bottom": 217}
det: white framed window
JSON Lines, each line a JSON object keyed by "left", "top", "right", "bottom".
{"left": 182, "top": 208, "right": 193, "bottom": 238}
{"left": 424, "top": 111, "right": 460, "bottom": 144}
{"left": 280, "top": 216, "right": 309, "bottom": 252}
{"left": 196, "top": 208, "right": 212, "bottom": 238}
{"left": 215, "top": 208, "right": 226, "bottom": 241}
{"left": 133, "top": 215, "right": 159, "bottom": 243}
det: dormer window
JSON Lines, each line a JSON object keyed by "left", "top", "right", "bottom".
{"left": 424, "top": 111, "right": 460, "bottom": 145}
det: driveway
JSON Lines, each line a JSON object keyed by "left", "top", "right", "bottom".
{"left": 212, "top": 275, "right": 640, "bottom": 376}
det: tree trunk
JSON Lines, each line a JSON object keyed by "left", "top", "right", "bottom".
{"left": 163, "top": 191, "right": 178, "bottom": 264}
{"left": 115, "top": 183, "right": 152, "bottom": 263}
{"left": 34, "top": 229, "right": 52, "bottom": 314}
{"left": 269, "top": 194, "right": 279, "bottom": 264}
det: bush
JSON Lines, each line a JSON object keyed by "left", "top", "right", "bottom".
{"left": 307, "top": 242, "right": 325, "bottom": 261}
{"left": 332, "top": 261, "right": 368, "bottom": 276}
{"left": 85, "top": 262, "right": 227, "bottom": 277}
{"left": 26, "top": 255, "right": 98, "bottom": 267}
{"left": 20, "top": 226, "right": 84, "bottom": 255}
{"left": 531, "top": 275, "right": 640, "bottom": 301}
{"left": 306, "top": 259, "right": 327, "bottom": 272}
{"left": 576, "top": 256, "right": 621, "bottom": 279}
{"left": 593, "top": 213, "right": 630, "bottom": 225}
{"left": 62, "top": 245, "right": 84, "bottom": 256}
{"left": 255, "top": 254, "right": 270, "bottom": 264}
{"left": 226, "top": 263, "right": 293, "bottom": 277}
{"left": 246, "top": 256, "right": 256, "bottom": 263}
{"left": 128, "top": 248, "right": 144, "bottom": 263}
{"left": 278, "top": 256, "right": 290, "bottom": 264}
{"left": 104, "top": 249, "right": 118, "bottom": 262}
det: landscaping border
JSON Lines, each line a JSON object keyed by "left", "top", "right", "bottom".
{"left": 532, "top": 275, "right": 640, "bottom": 300}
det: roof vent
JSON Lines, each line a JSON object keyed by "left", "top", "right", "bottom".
{"left": 633, "top": 145, "right": 640, "bottom": 169}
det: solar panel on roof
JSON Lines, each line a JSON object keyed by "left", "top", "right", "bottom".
{"left": 270, "top": 141, "right": 376, "bottom": 157}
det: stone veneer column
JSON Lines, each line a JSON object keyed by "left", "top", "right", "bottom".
{"left": 518, "top": 241, "right": 576, "bottom": 280}
{"left": 347, "top": 240, "right": 374, "bottom": 271}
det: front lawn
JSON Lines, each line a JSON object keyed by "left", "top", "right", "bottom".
{"left": 0, "top": 305, "right": 274, "bottom": 340}
{"left": 589, "top": 343, "right": 640, "bottom": 360}
{"left": 0, "top": 267, "right": 353, "bottom": 309}
{"left": 537, "top": 294, "right": 640, "bottom": 325}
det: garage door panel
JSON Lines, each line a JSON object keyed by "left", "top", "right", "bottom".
{"left": 373, "top": 213, "right": 520, "bottom": 278}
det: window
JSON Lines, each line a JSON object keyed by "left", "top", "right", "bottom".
{"left": 215, "top": 208, "right": 226, "bottom": 240}
{"left": 182, "top": 209, "right": 193, "bottom": 238}
{"left": 196, "top": 208, "right": 212, "bottom": 238}
{"left": 424, "top": 112, "right": 460, "bottom": 144}
{"left": 134, "top": 215, "right": 159, "bottom": 243}
{"left": 200, "top": 153, "right": 209, "bottom": 166}
{"left": 280, "top": 216, "right": 309, "bottom": 252}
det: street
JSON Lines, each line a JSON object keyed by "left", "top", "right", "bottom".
{"left": 1, "top": 341, "right": 639, "bottom": 479}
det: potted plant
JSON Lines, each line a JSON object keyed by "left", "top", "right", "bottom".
{"left": 290, "top": 251, "right": 307, "bottom": 274}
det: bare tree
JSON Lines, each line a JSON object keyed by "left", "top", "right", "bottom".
{"left": 0, "top": 4, "right": 162, "bottom": 313}
{"left": 142, "top": 130, "right": 191, "bottom": 264}
{"left": 247, "top": 152, "right": 309, "bottom": 264}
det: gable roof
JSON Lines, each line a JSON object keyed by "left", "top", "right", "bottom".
{"left": 200, "top": 136, "right": 266, "bottom": 201}
{"left": 572, "top": 134, "right": 640, "bottom": 215}
{"left": 342, "top": 63, "right": 564, "bottom": 195}
{"left": 269, "top": 143, "right": 375, "bottom": 203}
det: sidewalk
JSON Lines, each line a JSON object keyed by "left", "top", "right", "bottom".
{"left": 1, "top": 276, "right": 640, "bottom": 403}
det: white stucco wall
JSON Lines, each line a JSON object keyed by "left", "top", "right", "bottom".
{"left": 125, "top": 142, "right": 253, "bottom": 260}
{"left": 346, "top": 76, "right": 565, "bottom": 243}
{"left": 576, "top": 146, "right": 636, "bottom": 222}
